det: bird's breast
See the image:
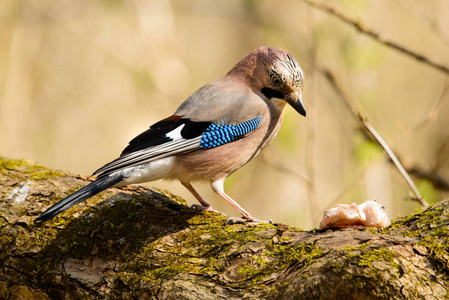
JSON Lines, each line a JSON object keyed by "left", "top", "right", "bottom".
{"left": 171, "top": 105, "right": 287, "bottom": 183}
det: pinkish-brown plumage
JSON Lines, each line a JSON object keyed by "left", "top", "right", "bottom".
{"left": 36, "top": 47, "right": 305, "bottom": 224}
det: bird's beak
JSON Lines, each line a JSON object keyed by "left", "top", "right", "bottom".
{"left": 285, "top": 92, "right": 306, "bottom": 117}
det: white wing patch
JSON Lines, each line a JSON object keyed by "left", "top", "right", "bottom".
{"left": 166, "top": 123, "right": 186, "bottom": 140}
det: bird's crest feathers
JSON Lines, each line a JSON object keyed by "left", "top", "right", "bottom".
{"left": 228, "top": 46, "right": 303, "bottom": 95}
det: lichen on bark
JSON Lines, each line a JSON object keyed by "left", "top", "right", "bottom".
{"left": 0, "top": 157, "right": 448, "bottom": 299}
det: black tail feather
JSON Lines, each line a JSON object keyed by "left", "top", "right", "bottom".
{"left": 35, "top": 174, "right": 123, "bottom": 223}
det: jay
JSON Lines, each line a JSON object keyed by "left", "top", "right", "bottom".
{"left": 35, "top": 46, "right": 306, "bottom": 224}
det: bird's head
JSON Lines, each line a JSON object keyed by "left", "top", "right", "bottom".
{"left": 228, "top": 47, "right": 306, "bottom": 117}
{"left": 228, "top": 47, "right": 306, "bottom": 116}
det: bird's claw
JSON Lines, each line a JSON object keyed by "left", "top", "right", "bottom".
{"left": 190, "top": 204, "right": 222, "bottom": 214}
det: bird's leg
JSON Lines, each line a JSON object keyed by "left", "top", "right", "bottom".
{"left": 210, "top": 179, "right": 264, "bottom": 223}
{"left": 182, "top": 182, "right": 221, "bottom": 213}
{"left": 217, "top": 192, "right": 261, "bottom": 224}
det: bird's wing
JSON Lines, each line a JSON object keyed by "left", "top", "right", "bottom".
{"left": 94, "top": 81, "right": 266, "bottom": 177}
{"left": 93, "top": 114, "right": 263, "bottom": 177}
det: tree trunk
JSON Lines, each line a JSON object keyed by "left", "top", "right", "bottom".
{"left": 0, "top": 157, "right": 448, "bottom": 299}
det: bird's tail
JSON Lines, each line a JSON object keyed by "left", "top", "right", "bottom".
{"left": 35, "top": 174, "right": 123, "bottom": 223}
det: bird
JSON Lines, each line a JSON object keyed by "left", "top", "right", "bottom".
{"left": 35, "top": 46, "right": 306, "bottom": 224}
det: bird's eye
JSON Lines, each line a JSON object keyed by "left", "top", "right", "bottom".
{"left": 272, "top": 76, "right": 282, "bottom": 86}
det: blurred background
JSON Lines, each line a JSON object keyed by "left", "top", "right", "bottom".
{"left": 1, "top": 0, "right": 449, "bottom": 229}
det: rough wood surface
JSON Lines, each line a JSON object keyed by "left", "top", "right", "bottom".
{"left": 0, "top": 157, "right": 448, "bottom": 299}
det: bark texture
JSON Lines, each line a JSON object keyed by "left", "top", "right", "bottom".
{"left": 0, "top": 157, "right": 448, "bottom": 299}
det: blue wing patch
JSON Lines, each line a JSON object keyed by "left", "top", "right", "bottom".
{"left": 200, "top": 116, "right": 263, "bottom": 149}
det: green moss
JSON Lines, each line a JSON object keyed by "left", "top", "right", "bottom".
{"left": 28, "top": 169, "right": 66, "bottom": 180}
{"left": 417, "top": 226, "right": 449, "bottom": 279}
{"left": 357, "top": 248, "right": 400, "bottom": 275}
{"left": 236, "top": 241, "right": 323, "bottom": 284}
{"left": 273, "top": 241, "right": 323, "bottom": 266}
{"left": 237, "top": 256, "right": 269, "bottom": 278}
{"left": 331, "top": 243, "right": 405, "bottom": 298}
{"left": 145, "top": 265, "right": 186, "bottom": 282}
{"left": 379, "top": 201, "right": 449, "bottom": 279}
{"left": 119, "top": 213, "right": 317, "bottom": 293}
{"left": 0, "top": 157, "right": 65, "bottom": 180}
{"left": 0, "top": 157, "right": 33, "bottom": 170}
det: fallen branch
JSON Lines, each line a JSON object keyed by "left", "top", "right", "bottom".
{"left": 1, "top": 157, "right": 448, "bottom": 298}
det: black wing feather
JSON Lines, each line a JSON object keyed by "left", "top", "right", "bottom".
{"left": 122, "top": 118, "right": 182, "bottom": 156}
{"left": 121, "top": 117, "right": 211, "bottom": 156}
{"left": 93, "top": 116, "right": 212, "bottom": 177}
{"left": 180, "top": 119, "right": 211, "bottom": 139}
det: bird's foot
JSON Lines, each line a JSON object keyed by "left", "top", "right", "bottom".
{"left": 190, "top": 204, "right": 222, "bottom": 214}
{"left": 225, "top": 216, "right": 272, "bottom": 225}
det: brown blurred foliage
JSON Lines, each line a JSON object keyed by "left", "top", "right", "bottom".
{"left": 1, "top": 0, "right": 448, "bottom": 228}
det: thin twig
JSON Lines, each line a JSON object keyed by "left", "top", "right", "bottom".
{"left": 361, "top": 120, "right": 425, "bottom": 206}
{"left": 302, "top": 0, "right": 449, "bottom": 76}
{"left": 322, "top": 69, "right": 428, "bottom": 207}
{"left": 395, "top": 0, "right": 449, "bottom": 47}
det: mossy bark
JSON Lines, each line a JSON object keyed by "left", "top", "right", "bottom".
{"left": 0, "top": 157, "right": 448, "bottom": 299}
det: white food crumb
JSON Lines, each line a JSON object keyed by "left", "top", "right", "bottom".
{"left": 319, "top": 200, "right": 390, "bottom": 229}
